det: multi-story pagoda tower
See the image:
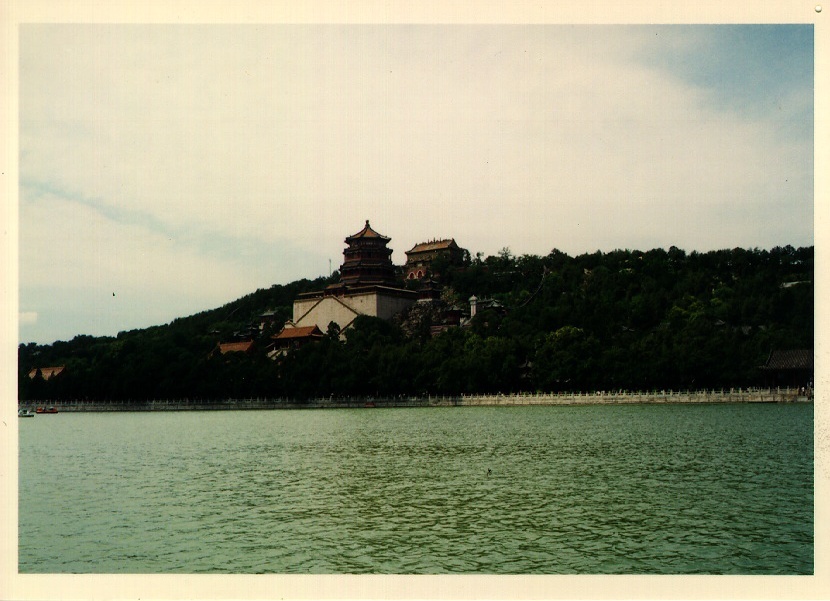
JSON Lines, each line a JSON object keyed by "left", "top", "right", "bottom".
{"left": 288, "top": 220, "right": 417, "bottom": 335}
{"left": 338, "top": 220, "right": 397, "bottom": 287}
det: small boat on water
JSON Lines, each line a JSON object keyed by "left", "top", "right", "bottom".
{"left": 35, "top": 406, "right": 58, "bottom": 414}
{"left": 18, "top": 409, "right": 35, "bottom": 418}
{"left": 364, "top": 401, "right": 376, "bottom": 408}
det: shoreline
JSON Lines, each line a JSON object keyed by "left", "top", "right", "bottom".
{"left": 19, "top": 388, "right": 813, "bottom": 412}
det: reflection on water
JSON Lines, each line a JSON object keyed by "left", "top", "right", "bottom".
{"left": 19, "top": 404, "right": 812, "bottom": 573}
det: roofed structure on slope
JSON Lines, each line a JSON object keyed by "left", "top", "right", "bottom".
{"left": 258, "top": 310, "right": 280, "bottom": 330}
{"left": 28, "top": 366, "right": 66, "bottom": 380}
{"left": 217, "top": 341, "right": 254, "bottom": 354}
{"left": 405, "top": 238, "right": 466, "bottom": 280}
{"left": 406, "top": 239, "right": 460, "bottom": 254}
{"left": 270, "top": 324, "right": 326, "bottom": 356}
{"left": 273, "top": 324, "right": 326, "bottom": 341}
{"left": 292, "top": 221, "right": 417, "bottom": 335}
{"left": 337, "top": 220, "right": 397, "bottom": 288}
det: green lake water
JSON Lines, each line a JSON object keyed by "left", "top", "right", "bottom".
{"left": 18, "top": 403, "right": 813, "bottom": 574}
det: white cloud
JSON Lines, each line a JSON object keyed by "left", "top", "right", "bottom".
{"left": 19, "top": 189, "right": 308, "bottom": 341}
{"left": 18, "top": 25, "right": 813, "bottom": 342}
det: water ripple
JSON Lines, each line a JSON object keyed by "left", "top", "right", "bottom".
{"left": 19, "top": 404, "right": 812, "bottom": 573}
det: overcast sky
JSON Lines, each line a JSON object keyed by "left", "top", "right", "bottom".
{"left": 18, "top": 24, "right": 813, "bottom": 344}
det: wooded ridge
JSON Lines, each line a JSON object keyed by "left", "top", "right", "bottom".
{"left": 19, "top": 245, "right": 813, "bottom": 401}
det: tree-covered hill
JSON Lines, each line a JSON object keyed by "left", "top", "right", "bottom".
{"left": 19, "top": 245, "right": 813, "bottom": 401}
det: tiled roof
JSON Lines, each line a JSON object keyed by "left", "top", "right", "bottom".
{"left": 407, "top": 239, "right": 456, "bottom": 254}
{"left": 762, "top": 349, "right": 813, "bottom": 370}
{"left": 218, "top": 341, "right": 254, "bottom": 354}
{"left": 28, "top": 366, "right": 65, "bottom": 380}
{"left": 274, "top": 325, "right": 324, "bottom": 340}
{"left": 347, "top": 220, "right": 390, "bottom": 241}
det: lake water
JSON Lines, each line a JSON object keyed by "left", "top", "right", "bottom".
{"left": 18, "top": 404, "right": 813, "bottom": 574}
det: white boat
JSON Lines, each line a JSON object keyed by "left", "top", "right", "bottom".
{"left": 18, "top": 409, "right": 35, "bottom": 418}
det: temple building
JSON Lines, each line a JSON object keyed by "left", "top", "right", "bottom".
{"left": 270, "top": 324, "right": 325, "bottom": 357}
{"left": 338, "top": 221, "right": 398, "bottom": 287}
{"left": 404, "top": 238, "right": 466, "bottom": 280}
{"left": 285, "top": 221, "right": 418, "bottom": 335}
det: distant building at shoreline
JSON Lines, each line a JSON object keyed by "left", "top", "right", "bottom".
{"left": 759, "top": 349, "right": 813, "bottom": 389}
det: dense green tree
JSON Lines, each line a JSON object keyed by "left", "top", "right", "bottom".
{"left": 19, "top": 246, "right": 813, "bottom": 401}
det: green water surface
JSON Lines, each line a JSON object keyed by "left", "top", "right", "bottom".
{"left": 19, "top": 403, "right": 813, "bottom": 573}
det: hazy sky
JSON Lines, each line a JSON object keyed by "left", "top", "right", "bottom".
{"left": 19, "top": 24, "right": 813, "bottom": 344}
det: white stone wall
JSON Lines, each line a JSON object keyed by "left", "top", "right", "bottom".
{"left": 293, "top": 296, "right": 361, "bottom": 332}
{"left": 342, "top": 292, "right": 379, "bottom": 316}
{"left": 293, "top": 290, "right": 416, "bottom": 332}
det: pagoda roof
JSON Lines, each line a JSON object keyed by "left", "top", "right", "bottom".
{"left": 346, "top": 220, "right": 390, "bottom": 242}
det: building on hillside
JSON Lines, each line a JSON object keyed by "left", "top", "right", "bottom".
{"left": 338, "top": 221, "right": 399, "bottom": 287}
{"left": 427, "top": 304, "right": 464, "bottom": 336}
{"left": 415, "top": 278, "right": 443, "bottom": 303}
{"left": 258, "top": 310, "right": 279, "bottom": 331}
{"left": 759, "top": 349, "right": 813, "bottom": 388}
{"left": 28, "top": 366, "right": 65, "bottom": 380}
{"left": 269, "top": 324, "right": 325, "bottom": 358}
{"left": 455, "top": 295, "right": 508, "bottom": 331}
{"left": 290, "top": 221, "right": 418, "bottom": 334}
{"left": 232, "top": 326, "right": 260, "bottom": 340}
{"left": 468, "top": 295, "right": 506, "bottom": 319}
{"left": 404, "top": 238, "right": 466, "bottom": 280}
{"left": 214, "top": 341, "right": 255, "bottom": 356}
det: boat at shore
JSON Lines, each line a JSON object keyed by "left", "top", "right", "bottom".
{"left": 35, "top": 406, "right": 58, "bottom": 414}
{"left": 18, "top": 409, "right": 35, "bottom": 418}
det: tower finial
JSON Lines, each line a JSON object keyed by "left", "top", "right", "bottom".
{"left": 365, "top": 219, "right": 370, "bottom": 227}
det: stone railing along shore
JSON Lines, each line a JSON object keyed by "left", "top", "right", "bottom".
{"left": 20, "top": 388, "right": 812, "bottom": 412}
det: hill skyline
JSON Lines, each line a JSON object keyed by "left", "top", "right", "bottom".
{"left": 19, "top": 240, "right": 813, "bottom": 347}
{"left": 19, "top": 244, "right": 813, "bottom": 402}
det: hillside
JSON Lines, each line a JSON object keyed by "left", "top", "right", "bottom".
{"left": 19, "top": 245, "right": 813, "bottom": 401}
